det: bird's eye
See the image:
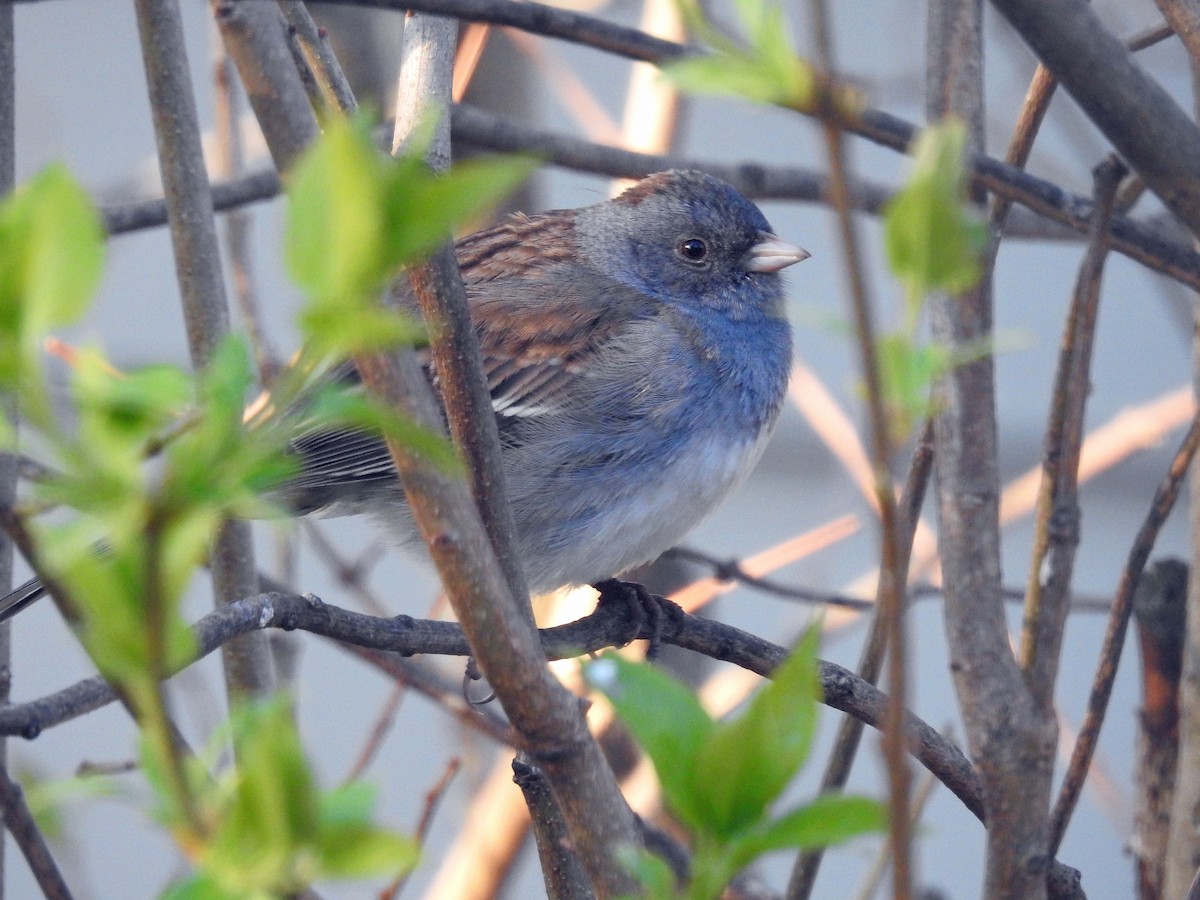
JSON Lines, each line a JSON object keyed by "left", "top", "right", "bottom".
{"left": 678, "top": 238, "right": 709, "bottom": 262}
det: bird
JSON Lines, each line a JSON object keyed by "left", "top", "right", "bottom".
{"left": 0, "top": 169, "right": 808, "bottom": 620}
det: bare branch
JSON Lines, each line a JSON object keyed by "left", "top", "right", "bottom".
{"left": 991, "top": 0, "right": 1200, "bottom": 238}
{"left": 212, "top": 1, "right": 319, "bottom": 173}
{"left": 0, "top": 1, "right": 15, "bottom": 892}
{"left": 0, "top": 772, "right": 73, "bottom": 900}
{"left": 787, "top": 423, "right": 935, "bottom": 899}
{"left": 1052, "top": 410, "right": 1200, "bottom": 851}
{"left": 1020, "top": 157, "right": 1125, "bottom": 703}
{"left": 1133, "top": 558, "right": 1187, "bottom": 898}
{"left": 136, "top": 0, "right": 272, "bottom": 699}
{"left": 513, "top": 757, "right": 595, "bottom": 900}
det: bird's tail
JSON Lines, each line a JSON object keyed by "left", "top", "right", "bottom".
{"left": 0, "top": 577, "right": 46, "bottom": 623}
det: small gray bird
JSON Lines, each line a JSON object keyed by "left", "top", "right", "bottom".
{"left": 0, "top": 170, "right": 808, "bottom": 619}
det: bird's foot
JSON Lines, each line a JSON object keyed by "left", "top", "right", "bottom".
{"left": 591, "top": 578, "right": 683, "bottom": 658}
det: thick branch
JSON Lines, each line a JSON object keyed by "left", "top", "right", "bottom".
{"left": 212, "top": 1, "right": 319, "bottom": 173}
{"left": 990, "top": 0, "right": 1200, "bottom": 239}
{"left": 928, "top": 2, "right": 1057, "bottom": 897}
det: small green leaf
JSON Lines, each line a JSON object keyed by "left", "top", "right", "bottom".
{"left": 316, "top": 826, "right": 419, "bottom": 879}
{"left": 305, "top": 385, "right": 462, "bottom": 476}
{"left": 585, "top": 655, "right": 715, "bottom": 831}
{"left": 200, "top": 697, "right": 318, "bottom": 892}
{"left": 161, "top": 872, "right": 245, "bottom": 900}
{"left": 285, "top": 115, "right": 385, "bottom": 304}
{"left": 690, "top": 626, "right": 820, "bottom": 837}
{"left": 189, "top": 696, "right": 416, "bottom": 893}
{"left": 0, "top": 164, "right": 105, "bottom": 337}
{"left": 884, "top": 119, "right": 987, "bottom": 301}
{"left": 661, "top": 0, "right": 817, "bottom": 109}
{"left": 875, "top": 334, "right": 952, "bottom": 443}
{"left": 300, "top": 303, "right": 425, "bottom": 358}
{"left": 381, "top": 155, "right": 538, "bottom": 267}
{"left": 729, "top": 794, "right": 887, "bottom": 866}
{"left": 616, "top": 845, "right": 679, "bottom": 900}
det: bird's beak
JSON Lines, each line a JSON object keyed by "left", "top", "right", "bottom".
{"left": 743, "top": 231, "right": 811, "bottom": 273}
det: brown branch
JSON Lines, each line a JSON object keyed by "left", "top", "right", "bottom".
{"left": 787, "top": 422, "right": 935, "bottom": 900}
{"left": 277, "top": 0, "right": 359, "bottom": 115}
{"left": 991, "top": 0, "right": 1200, "bottom": 239}
{"left": 211, "top": 1, "right": 319, "bottom": 174}
{"left": 927, "top": 0, "right": 1056, "bottom": 895}
{"left": 1020, "top": 156, "right": 1126, "bottom": 703}
{"left": 0, "top": 592, "right": 975, "bottom": 806}
{"left": 1050, "top": 410, "right": 1200, "bottom": 851}
{"left": 387, "top": 13, "right": 638, "bottom": 894}
{"left": 137, "top": 0, "right": 271, "bottom": 700}
{"left": 513, "top": 757, "right": 595, "bottom": 900}
{"left": 808, "top": 1, "right": 911, "bottom": 892}
{"left": 1133, "top": 558, "right": 1188, "bottom": 899}
{"left": 0, "top": 771, "right": 73, "bottom": 900}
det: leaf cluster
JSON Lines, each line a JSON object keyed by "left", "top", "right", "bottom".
{"left": 586, "top": 628, "right": 886, "bottom": 899}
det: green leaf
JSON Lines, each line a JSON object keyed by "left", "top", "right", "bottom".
{"left": 0, "top": 164, "right": 104, "bottom": 338}
{"left": 381, "top": 155, "right": 538, "bottom": 267}
{"left": 189, "top": 697, "right": 417, "bottom": 893}
{"left": 661, "top": 0, "right": 817, "bottom": 109}
{"left": 875, "top": 334, "right": 952, "bottom": 443}
{"left": 285, "top": 115, "right": 385, "bottom": 304}
{"left": 200, "top": 697, "right": 319, "bottom": 892}
{"left": 690, "top": 626, "right": 820, "bottom": 837}
{"left": 305, "top": 384, "right": 462, "bottom": 476}
{"left": 584, "top": 654, "right": 715, "bottom": 831}
{"left": 616, "top": 845, "right": 679, "bottom": 900}
{"left": 316, "top": 825, "right": 419, "bottom": 879}
{"left": 160, "top": 873, "right": 247, "bottom": 900}
{"left": 300, "top": 302, "right": 425, "bottom": 358}
{"left": 884, "top": 119, "right": 987, "bottom": 301}
{"left": 729, "top": 794, "right": 887, "bottom": 865}
{"left": 287, "top": 113, "right": 532, "bottom": 315}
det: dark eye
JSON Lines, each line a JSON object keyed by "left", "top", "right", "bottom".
{"left": 678, "top": 238, "right": 708, "bottom": 262}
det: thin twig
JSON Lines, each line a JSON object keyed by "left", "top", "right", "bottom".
{"left": 383, "top": 757, "right": 463, "bottom": 900}
{"left": 990, "top": 20, "right": 1171, "bottom": 233}
{"left": 277, "top": 0, "right": 359, "bottom": 114}
{"left": 0, "top": 771, "right": 73, "bottom": 900}
{"left": 851, "top": 747, "right": 943, "bottom": 900}
{"left": 301, "top": 522, "right": 393, "bottom": 618}
{"left": 300, "top": 0, "right": 1200, "bottom": 288}
{"left": 1050, "top": 409, "right": 1200, "bottom": 852}
{"left": 809, "top": 2, "right": 911, "bottom": 894}
{"left": 786, "top": 422, "right": 934, "bottom": 900}
{"left": 1020, "top": 157, "right": 1126, "bottom": 701}
{"left": 212, "top": 40, "right": 279, "bottom": 382}
{"left": 342, "top": 683, "right": 407, "bottom": 784}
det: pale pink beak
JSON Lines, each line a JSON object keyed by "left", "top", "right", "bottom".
{"left": 743, "top": 231, "right": 811, "bottom": 273}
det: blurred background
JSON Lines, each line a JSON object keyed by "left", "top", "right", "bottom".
{"left": 7, "top": 0, "right": 1197, "bottom": 897}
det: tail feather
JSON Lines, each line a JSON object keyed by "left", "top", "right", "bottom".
{"left": 0, "top": 578, "right": 46, "bottom": 623}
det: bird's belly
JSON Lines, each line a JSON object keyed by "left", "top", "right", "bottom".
{"left": 521, "top": 428, "right": 772, "bottom": 593}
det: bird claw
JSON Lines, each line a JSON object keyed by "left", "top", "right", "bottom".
{"left": 591, "top": 578, "right": 683, "bottom": 658}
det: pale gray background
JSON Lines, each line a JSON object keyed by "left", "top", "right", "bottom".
{"left": 5, "top": 1, "right": 1193, "bottom": 897}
